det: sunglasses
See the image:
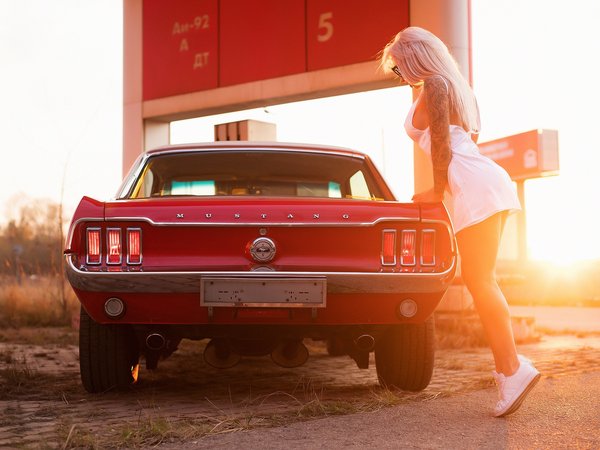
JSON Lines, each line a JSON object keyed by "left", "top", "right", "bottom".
{"left": 391, "top": 66, "right": 403, "bottom": 78}
{"left": 391, "top": 65, "right": 416, "bottom": 87}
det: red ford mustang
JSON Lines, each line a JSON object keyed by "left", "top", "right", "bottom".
{"left": 64, "top": 141, "right": 456, "bottom": 393}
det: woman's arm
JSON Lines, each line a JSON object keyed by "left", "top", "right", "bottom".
{"left": 423, "top": 76, "right": 452, "bottom": 197}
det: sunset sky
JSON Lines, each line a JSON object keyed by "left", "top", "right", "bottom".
{"left": 1, "top": 0, "right": 599, "bottom": 263}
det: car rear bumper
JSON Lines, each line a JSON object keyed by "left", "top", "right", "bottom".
{"left": 65, "top": 255, "right": 456, "bottom": 296}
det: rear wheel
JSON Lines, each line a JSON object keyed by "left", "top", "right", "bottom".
{"left": 374, "top": 317, "right": 435, "bottom": 391}
{"left": 79, "top": 307, "right": 140, "bottom": 393}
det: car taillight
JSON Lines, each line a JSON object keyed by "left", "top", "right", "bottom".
{"left": 107, "top": 228, "right": 122, "bottom": 264}
{"left": 421, "top": 230, "right": 436, "bottom": 266}
{"left": 86, "top": 228, "right": 101, "bottom": 264}
{"left": 400, "top": 230, "right": 416, "bottom": 266}
{"left": 381, "top": 229, "right": 397, "bottom": 266}
{"left": 127, "top": 228, "right": 142, "bottom": 264}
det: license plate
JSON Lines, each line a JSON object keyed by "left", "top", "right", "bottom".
{"left": 201, "top": 277, "right": 326, "bottom": 307}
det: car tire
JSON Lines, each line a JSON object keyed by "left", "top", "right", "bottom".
{"left": 374, "top": 316, "right": 435, "bottom": 392}
{"left": 79, "top": 307, "right": 140, "bottom": 393}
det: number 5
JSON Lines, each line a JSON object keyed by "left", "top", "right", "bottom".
{"left": 317, "top": 12, "right": 333, "bottom": 42}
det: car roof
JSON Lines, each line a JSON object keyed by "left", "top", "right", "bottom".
{"left": 146, "top": 141, "right": 367, "bottom": 159}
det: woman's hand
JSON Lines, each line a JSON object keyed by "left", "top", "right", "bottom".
{"left": 412, "top": 188, "right": 444, "bottom": 203}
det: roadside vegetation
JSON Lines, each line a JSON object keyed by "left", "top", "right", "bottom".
{"left": 0, "top": 276, "right": 79, "bottom": 328}
{"left": 0, "top": 194, "right": 78, "bottom": 328}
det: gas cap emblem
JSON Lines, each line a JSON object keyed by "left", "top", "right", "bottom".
{"left": 249, "top": 237, "right": 276, "bottom": 263}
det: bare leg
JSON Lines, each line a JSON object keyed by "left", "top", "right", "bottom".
{"left": 456, "top": 212, "right": 519, "bottom": 376}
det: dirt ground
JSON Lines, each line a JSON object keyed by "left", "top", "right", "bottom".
{"left": 1, "top": 327, "right": 599, "bottom": 449}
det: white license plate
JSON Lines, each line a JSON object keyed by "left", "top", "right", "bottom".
{"left": 200, "top": 277, "right": 326, "bottom": 307}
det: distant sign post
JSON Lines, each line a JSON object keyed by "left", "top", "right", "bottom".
{"left": 479, "top": 129, "right": 559, "bottom": 261}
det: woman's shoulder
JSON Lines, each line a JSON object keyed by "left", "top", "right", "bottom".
{"left": 423, "top": 75, "right": 449, "bottom": 93}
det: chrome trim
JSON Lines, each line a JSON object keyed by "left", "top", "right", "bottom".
{"left": 380, "top": 229, "right": 397, "bottom": 266}
{"left": 117, "top": 153, "right": 149, "bottom": 198}
{"left": 400, "top": 230, "right": 417, "bottom": 266}
{"left": 69, "top": 216, "right": 419, "bottom": 229}
{"left": 69, "top": 216, "right": 454, "bottom": 232}
{"left": 64, "top": 255, "right": 456, "bottom": 295}
{"left": 94, "top": 215, "right": 420, "bottom": 228}
{"left": 249, "top": 237, "right": 276, "bottom": 263}
{"left": 421, "top": 218, "right": 456, "bottom": 253}
{"left": 104, "top": 297, "right": 125, "bottom": 318}
{"left": 85, "top": 227, "right": 102, "bottom": 265}
{"left": 106, "top": 228, "right": 122, "bottom": 265}
{"left": 126, "top": 228, "right": 143, "bottom": 265}
{"left": 420, "top": 229, "right": 436, "bottom": 266}
{"left": 146, "top": 145, "right": 368, "bottom": 159}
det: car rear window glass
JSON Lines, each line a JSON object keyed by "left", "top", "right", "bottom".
{"left": 126, "top": 150, "right": 385, "bottom": 200}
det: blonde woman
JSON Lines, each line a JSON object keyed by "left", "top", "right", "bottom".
{"left": 380, "top": 26, "right": 540, "bottom": 417}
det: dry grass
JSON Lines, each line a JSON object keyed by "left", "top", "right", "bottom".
{"left": 55, "top": 384, "right": 449, "bottom": 449}
{"left": 59, "top": 414, "right": 257, "bottom": 449}
{"left": 0, "top": 276, "right": 79, "bottom": 328}
{"left": 0, "top": 352, "right": 81, "bottom": 399}
{"left": 0, "top": 353, "right": 38, "bottom": 393}
{"left": 0, "top": 326, "right": 77, "bottom": 346}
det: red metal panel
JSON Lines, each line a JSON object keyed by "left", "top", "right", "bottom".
{"left": 76, "top": 290, "right": 441, "bottom": 325}
{"left": 219, "top": 0, "right": 306, "bottom": 86}
{"left": 143, "top": 0, "right": 218, "bottom": 100}
{"left": 306, "top": 0, "right": 409, "bottom": 71}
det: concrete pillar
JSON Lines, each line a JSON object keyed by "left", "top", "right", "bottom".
{"left": 144, "top": 120, "right": 170, "bottom": 151}
{"left": 123, "top": 0, "right": 144, "bottom": 178}
{"left": 409, "top": 0, "right": 472, "bottom": 194}
{"left": 123, "top": 0, "right": 172, "bottom": 176}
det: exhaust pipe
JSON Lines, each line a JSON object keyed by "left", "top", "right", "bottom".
{"left": 203, "top": 339, "right": 241, "bottom": 369}
{"left": 271, "top": 340, "right": 309, "bottom": 368}
{"left": 354, "top": 334, "right": 375, "bottom": 352}
{"left": 146, "top": 333, "right": 166, "bottom": 351}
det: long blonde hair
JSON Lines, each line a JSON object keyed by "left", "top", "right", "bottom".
{"left": 380, "top": 26, "right": 479, "bottom": 132}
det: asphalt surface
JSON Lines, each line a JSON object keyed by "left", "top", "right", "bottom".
{"left": 176, "top": 371, "right": 600, "bottom": 450}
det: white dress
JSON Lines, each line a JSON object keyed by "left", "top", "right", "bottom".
{"left": 404, "top": 93, "right": 521, "bottom": 233}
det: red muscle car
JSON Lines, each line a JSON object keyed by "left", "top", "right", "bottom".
{"left": 64, "top": 142, "right": 456, "bottom": 393}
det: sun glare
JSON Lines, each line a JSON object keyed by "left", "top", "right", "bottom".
{"left": 527, "top": 217, "right": 600, "bottom": 267}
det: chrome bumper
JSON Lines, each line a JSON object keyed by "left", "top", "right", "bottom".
{"left": 64, "top": 255, "right": 456, "bottom": 295}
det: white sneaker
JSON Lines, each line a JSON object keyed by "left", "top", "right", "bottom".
{"left": 493, "top": 360, "right": 540, "bottom": 417}
{"left": 518, "top": 354, "right": 533, "bottom": 366}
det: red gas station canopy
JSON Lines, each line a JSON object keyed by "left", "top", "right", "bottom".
{"left": 142, "top": 0, "right": 409, "bottom": 100}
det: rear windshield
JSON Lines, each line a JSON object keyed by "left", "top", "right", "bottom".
{"left": 123, "top": 150, "right": 388, "bottom": 201}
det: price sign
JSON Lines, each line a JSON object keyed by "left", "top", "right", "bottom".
{"left": 219, "top": 0, "right": 306, "bottom": 87}
{"left": 307, "top": 0, "right": 409, "bottom": 71}
{"left": 143, "top": 0, "right": 218, "bottom": 100}
{"left": 142, "top": 0, "right": 410, "bottom": 99}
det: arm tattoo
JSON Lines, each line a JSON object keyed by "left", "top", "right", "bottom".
{"left": 423, "top": 76, "right": 452, "bottom": 195}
